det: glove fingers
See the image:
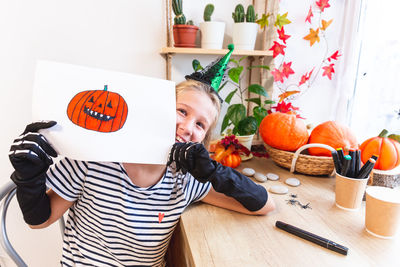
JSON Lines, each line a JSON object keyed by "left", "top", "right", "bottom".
{"left": 15, "top": 132, "right": 58, "bottom": 158}
{"left": 10, "top": 139, "right": 54, "bottom": 166}
{"left": 23, "top": 120, "right": 57, "bottom": 134}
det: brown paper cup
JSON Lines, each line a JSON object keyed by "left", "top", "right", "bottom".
{"left": 335, "top": 172, "right": 369, "bottom": 211}
{"left": 365, "top": 186, "right": 400, "bottom": 239}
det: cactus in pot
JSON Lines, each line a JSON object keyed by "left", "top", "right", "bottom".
{"left": 172, "top": 0, "right": 186, "bottom": 24}
{"left": 232, "top": 4, "right": 245, "bottom": 23}
{"left": 203, "top": 4, "right": 214, "bottom": 22}
{"left": 246, "top": 5, "right": 258, "bottom": 22}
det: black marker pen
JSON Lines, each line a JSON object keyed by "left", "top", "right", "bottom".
{"left": 275, "top": 221, "right": 348, "bottom": 255}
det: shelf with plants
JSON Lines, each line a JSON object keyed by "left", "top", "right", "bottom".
{"left": 160, "top": 47, "right": 273, "bottom": 57}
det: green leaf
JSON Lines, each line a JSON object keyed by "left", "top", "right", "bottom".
{"left": 237, "top": 117, "right": 258, "bottom": 135}
{"left": 218, "top": 81, "right": 228, "bottom": 92}
{"left": 256, "top": 13, "right": 270, "bottom": 29}
{"left": 226, "top": 104, "right": 246, "bottom": 127}
{"left": 264, "top": 99, "right": 275, "bottom": 105}
{"left": 221, "top": 114, "right": 231, "bottom": 134}
{"left": 228, "top": 66, "right": 243, "bottom": 84}
{"left": 253, "top": 106, "right": 268, "bottom": 126}
{"left": 248, "top": 84, "right": 268, "bottom": 97}
{"left": 192, "top": 59, "right": 203, "bottom": 71}
{"left": 238, "top": 56, "right": 248, "bottom": 63}
{"left": 247, "top": 65, "right": 270, "bottom": 71}
{"left": 224, "top": 88, "right": 238, "bottom": 104}
{"left": 245, "top": 97, "right": 261, "bottom": 106}
{"left": 275, "top": 12, "right": 291, "bottom": 29}
{"left": 229, "top": 58, "right": 240, "bottom": 67}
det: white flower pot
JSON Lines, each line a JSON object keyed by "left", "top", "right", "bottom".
{"left": 236, "top": 134, "right": 254, "bottom": 151}
{"left": 232, "top": 22, "right": 258, "bottom": 50}
{"left": 200, "top": 21, "right": 225, "bottom": 49}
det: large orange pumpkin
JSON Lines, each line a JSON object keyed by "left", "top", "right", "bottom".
{"left": 259, "top": 112, "right": 309, "bottom": 151}
{"left": 67, "top": 85, "right": 128, "bottom": 132}
{"left": 359, "top": 130, "right": 400, "bottom": 170}
{"left": 308, "top": 121, "right": 358, "bottom": 156}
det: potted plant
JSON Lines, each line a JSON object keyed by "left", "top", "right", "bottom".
{"left": 232, "top": 4, "right": 258, "bottom": 50}
{"left": 199, "top": 4, "right": 225, "bottom": 49}
{"left": 172, "top": 0, "right": 199, "bottom": 47}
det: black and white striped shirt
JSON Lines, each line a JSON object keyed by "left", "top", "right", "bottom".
{"left": 46, "top": 158, "right": 211, "bottom": 266}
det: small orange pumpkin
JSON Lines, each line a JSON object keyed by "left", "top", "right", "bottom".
{"left": 359, "top": 130, "right": 400, "bottom": 170}
{"left": 221, "top": 153, "right": 241, "bottom": 168}
{"left": 259, "top": 112, "right": 309, "bottom": 151}
{"left": 308, "top": 121, "right": 358, "bottom": 156}
{"left": 67, "top": 85, "right": 128, "bottom": 133}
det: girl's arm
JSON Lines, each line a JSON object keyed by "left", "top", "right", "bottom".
{"left": 202, "top": 187, "right": 275, "bottom": 215}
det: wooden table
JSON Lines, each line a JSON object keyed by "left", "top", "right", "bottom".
{"left": 167, "top": 158, "right": 400, "bottom": 267}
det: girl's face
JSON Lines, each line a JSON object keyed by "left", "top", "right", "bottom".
{"left": 176, "top": 89, "right": 217, "bottom": 143}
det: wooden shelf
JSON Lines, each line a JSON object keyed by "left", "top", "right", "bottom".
{"left": 160, "top": 47, "right": 273, "bottom": 57}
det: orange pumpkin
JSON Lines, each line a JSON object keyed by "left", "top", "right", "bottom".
{"left": 308, "top": 121, "right": 358, "bottom": 156}
{"left": 221, "top": 153, "right": 241, "bottom": 168}
{"left": 67, "top": 85, "right": 128, "bottom": 132}
{"left": 359, "top": 130, "right": 400, "bottom": 170}
{"left": 259, "top": 112, "right": 309, "bottom": 151}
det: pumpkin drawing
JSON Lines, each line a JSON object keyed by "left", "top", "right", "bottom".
{"left": 67, "top": 85, "right": 128, "bottom": 132}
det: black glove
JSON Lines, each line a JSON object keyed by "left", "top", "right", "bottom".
{"left": 9, "top": 121, "right": 57, "bottom": 225}
{"left": 168, "top": 142, "right": 268, "bottom": 211}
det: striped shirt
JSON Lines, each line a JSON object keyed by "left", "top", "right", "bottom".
{"left": 46, "top": 158, "right": 211, "bottom": 266}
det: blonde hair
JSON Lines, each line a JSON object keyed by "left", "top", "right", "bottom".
{"left": 176, "top": 79, "right": 221, "bottom": 147}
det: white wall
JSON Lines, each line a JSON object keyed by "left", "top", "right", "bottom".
{"left": 0, "top": 0, "right": 344, "bottom": 266}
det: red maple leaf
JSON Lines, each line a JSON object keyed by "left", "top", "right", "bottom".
{"left": 271, "top": 68, "right": 284, "bottom": 83}
{"left": 316, "top": 0, "right": 331, "bottom": 12}
{"left": 305, "top": 6, "right": 313, "bottom": 23}
{"left": 281, "top": 62, "right": 295, "bottom": 78}
{"left": 277, "top": 27, "right": 291, "bottom": 44}
{"left": 298, "top": 68, "right": 314, "bottom": 86}
{"left": 269, "top": 101, "right": 305, "bottom": 119}
{"left": 322, "top": 63, "right": 335, "bottom": 80}
{"left": 328, "top": 50, "right": 341, "bottom": 62}
{"left": 269, "top": 41, "right": 286, "bottom": 58}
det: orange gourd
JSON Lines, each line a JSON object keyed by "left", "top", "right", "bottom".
{"left": 221, "top": 153, "right": 241, "bottom": 168}
{"left": 259, "top": 112, "right": 309, "bottom": 151}
{"left": 359, "top": 130, "right": 400, "bottom": 170}
{"left": 308, "top": 121, "right": 358, "bottom": 156}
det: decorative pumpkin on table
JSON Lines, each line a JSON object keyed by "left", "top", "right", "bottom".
{"left": 360, "top": 129, "right": 400, "bottom": 171}
{"left": 308, "top": 121, "right": 358, "bottom": 156}
{"left": 210, "top": 135, "right": 250, "bottom": 168}
{"left": 67, "top": 85, "right": 128, "bottom": 133}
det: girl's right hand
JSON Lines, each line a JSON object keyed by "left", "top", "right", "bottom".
{"left": 9, "top": 121, "right": 58, "bottom": 182}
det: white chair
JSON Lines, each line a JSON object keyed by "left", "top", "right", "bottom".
{"left": 0, "top": 181, "right": 65, "bottom": 267}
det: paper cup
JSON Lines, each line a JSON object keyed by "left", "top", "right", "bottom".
{"left": 335, "top": 172, "right": 369, "bottom": 211}
{"left": 365, "top": 186, "right": 400, "bottom": 239}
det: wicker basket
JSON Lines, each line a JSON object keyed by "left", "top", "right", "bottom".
{"left": 264, "top": 143, "right": 336, "bottom": 176}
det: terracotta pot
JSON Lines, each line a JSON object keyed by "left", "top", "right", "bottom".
{"left": 173, "top": 24, "right": 199, "bottom": 48}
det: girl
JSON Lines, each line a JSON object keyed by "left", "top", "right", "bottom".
{"left": 9, "top": 79, "right": 275, "bottom": 266}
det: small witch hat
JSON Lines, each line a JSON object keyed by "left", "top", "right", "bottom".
{"left": 185, "top": 44, "right": 234, "bottom": 102}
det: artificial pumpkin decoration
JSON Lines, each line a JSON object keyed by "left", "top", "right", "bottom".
{"left": 308, "top": 121, "right": 358, "bottom": 156}
{"left": 67, "top": 85, "right": 128, "bottom": 132}
{"left": 359, "top": 129, "right": 400, "bottom": 170}
{"left": 221, "top": 153, "right": 242, "bottom": 168}
{"left": 259, "top": 112, "right": 309, "bottom": 152}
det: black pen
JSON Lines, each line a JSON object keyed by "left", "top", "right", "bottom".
{"left": 275, "top": 221, "right": 348, "bottom": 255}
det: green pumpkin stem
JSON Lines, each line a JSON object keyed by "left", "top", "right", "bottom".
{"left": 104, "top": 85, "right": 108, "bottom": 91}
{"left": 378, "top": 129, "right": 389, "bottom": 138}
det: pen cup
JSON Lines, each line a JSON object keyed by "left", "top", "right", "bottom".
{"left": 365, "top": 186, "right": 400, "bottom": 239}
{"left": 335, "top": 172, "right": 369, "bottom": 211}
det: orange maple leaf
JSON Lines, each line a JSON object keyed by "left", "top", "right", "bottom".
{"left": 278, "top": 91, "right": 300, "bottom": 103}
{"left": 316, "top": 0, "right": 331, "bottom": 12}
{"left": 321, "top": 19, "right": 333, "bottom": 31}
{"left": 305, "top": 6, "right": 313, "bottom": 23}
{"left": 271, "top": 68, "right": 284, "bottom": 83}
{"left": 303, "top": 28, "right": 320, "bottom": 46}
{"left": 269, "top": 41, "right": 286, "bottom": 58}
{"left": 322, "top": 63, "right": 335, "bottom": 80}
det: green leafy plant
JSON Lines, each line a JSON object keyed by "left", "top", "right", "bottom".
{"left": 221, "top": 57, "right": 273, "bottom": 136}
{"left": 232, "top": 4, "right": 245, "bottom": 23}
{"left": 203, "top": 4, "right": 214, "bottom": 22}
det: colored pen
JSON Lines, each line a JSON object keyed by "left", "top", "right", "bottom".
{"left": 340, "top": 155, "right": 352, "bottom": 177}
{"left": 348, "top": 149, "right": 356, "bottom": 177}
{"left": 331, "top": 150, "right": 342, "bottom": 174}
{"left": 355, "top": 149, "right": 361, "bottom": 177}
{"left": 336, "top": 148, "right": 344, "bottom": 164}
{"left": 275, "top": 221, "right": 348, "bottom": 255}
{"left": 356, "top": 158, "right": 376, "bottom": 179}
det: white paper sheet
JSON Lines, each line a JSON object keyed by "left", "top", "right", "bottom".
{"left": 32, "top": 60, "right": 176, "bottom": 164}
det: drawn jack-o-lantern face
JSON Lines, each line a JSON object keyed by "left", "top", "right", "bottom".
{"left": 67, "top": 85, "right": 128, "bottom": 132}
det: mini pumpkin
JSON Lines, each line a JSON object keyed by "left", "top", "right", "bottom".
{"left": 259, "top": 112, "right": 309, "bottom": 151}
{"left": 359, "top": 130, "right": 400, "bottom": 170}
{"left": 221, "top": 153, "right": 241, "bottom": 168}
{"left": 67, "top": 85, "right": 128, "bottom": 132}
{"left": 308, "top": 121, "right": 358, "bottom": 156}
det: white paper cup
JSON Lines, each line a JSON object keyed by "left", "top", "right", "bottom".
{"left": 335, "top": 172, "right": 369, "bottom": 211}
{"left": 365, "top": 186, "right": 400, "bottom": 239}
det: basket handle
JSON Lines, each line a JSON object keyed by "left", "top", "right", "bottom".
{"left": 290, "top": 143, "right": 336, "bottom": 173}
